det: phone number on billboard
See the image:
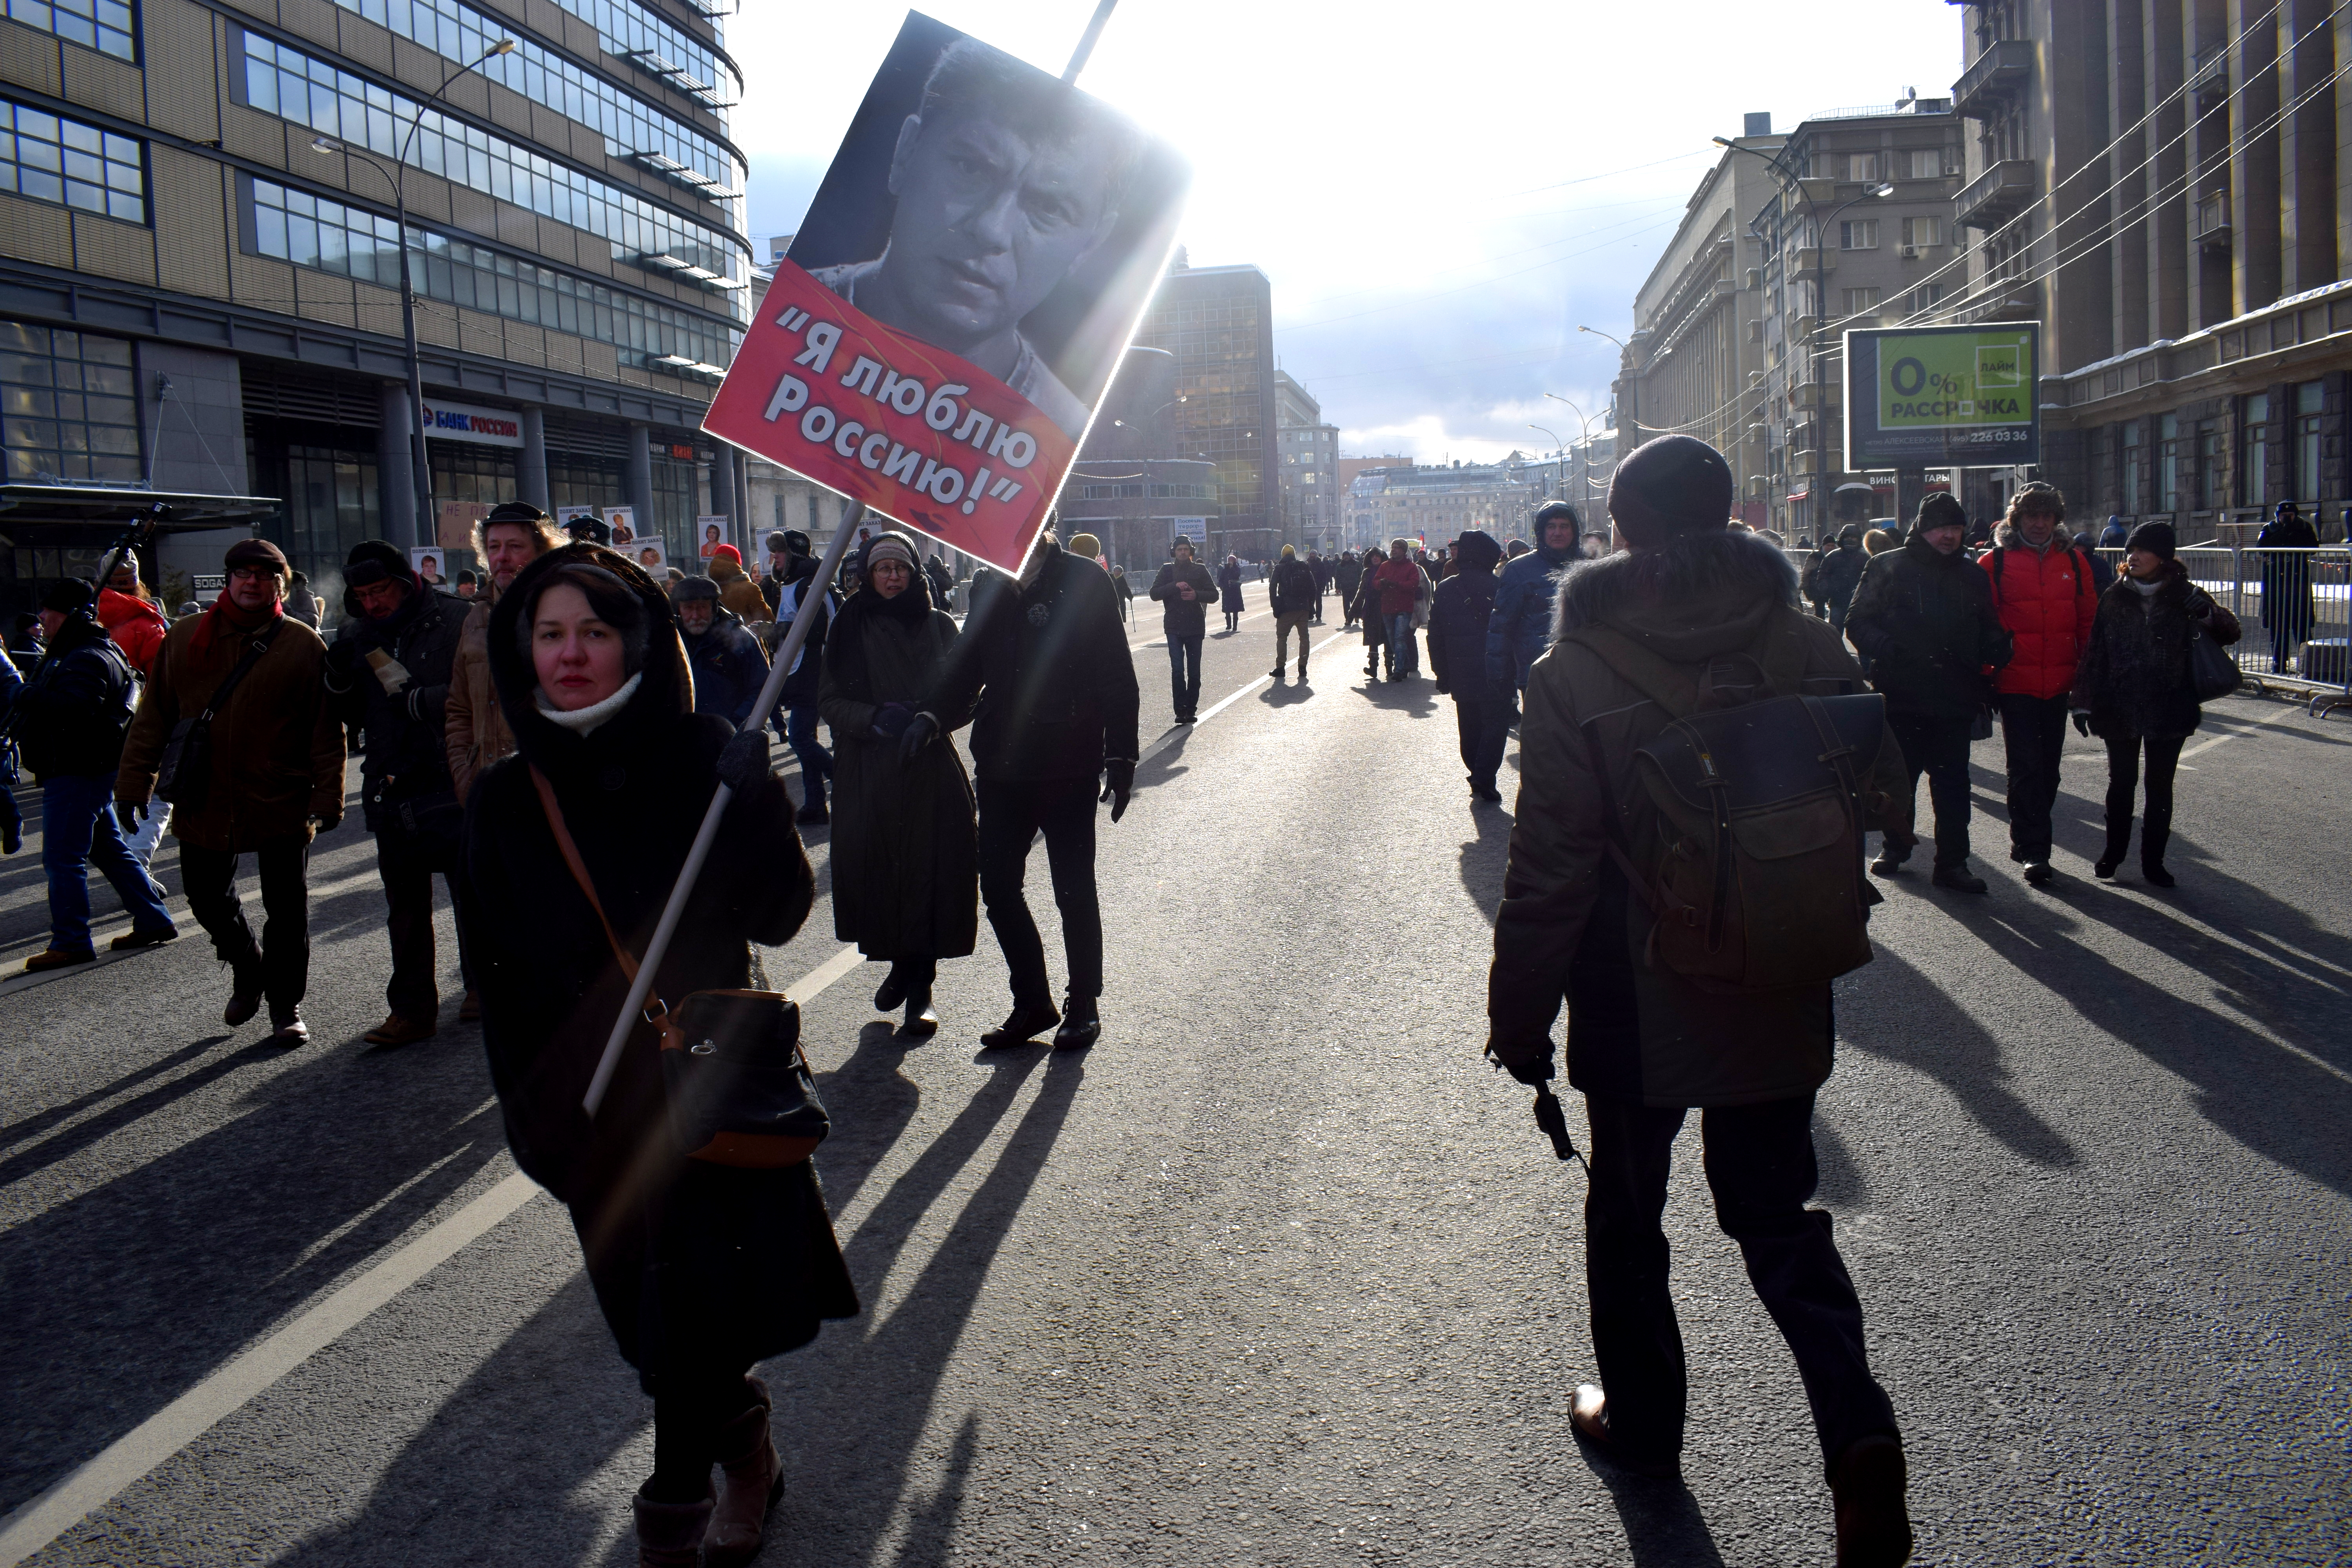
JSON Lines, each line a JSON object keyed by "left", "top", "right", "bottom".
{"left": 1950, "top": 428, "right": 2033, "bottom": 446}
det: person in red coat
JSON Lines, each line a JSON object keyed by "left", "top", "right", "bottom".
{"left": 1978, "top": 482, "right": 2098, "bottom": 885}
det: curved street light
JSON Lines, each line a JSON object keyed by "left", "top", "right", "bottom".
{"left": 312, "top": 36, "right": 517, "bottom": 550}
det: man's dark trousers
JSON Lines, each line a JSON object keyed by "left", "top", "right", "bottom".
{"left": 1886, "top": 713, "right": 1973, "bottom": 868}
{"left": 1997, "top": 691, "right": 2069, "bottom": 862}
{"left": 180, "top": 837, "right": 310, "bottom": 1017}
{"left": 976, "top": 776, "right": 1101, "bottom": 1010}
{"left": 1452, "top": 683, "right": 1508, "bottom": 791}
{"left": 376, "top": 822, "right": 458, "bottom": 1020}
{"left": 1583, "top": 1091, "right": 1898, "bottom": 1470}
{"left": 1166, "top": 633, "right": 1203, "bottom": 719}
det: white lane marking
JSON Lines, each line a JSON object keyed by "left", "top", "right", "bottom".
{"left": 0, "top": 943, "right": 863, "bottom": 1565}
{"left": 2177, "top": 704, "right": 2304, "bottom": 761}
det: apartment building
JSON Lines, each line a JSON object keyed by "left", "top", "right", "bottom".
{"left": 1953, "top": 0, "right": 2352, "bottom": 540}
{"left": 0, "top": 0, "right": 750, "bottom": 609}
{"left": 1274, "top": 369, "right": 1338, "bottom": 551}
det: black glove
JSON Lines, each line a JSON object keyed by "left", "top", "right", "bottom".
{"left": 113, "top": 800, "right": 146, "bottom": 836}
{"left": 322, "top": 638, "right": 362, "bottom": 687}
{"left": 1100, "top": 759, "right": 1134, "bottom": 823}
{"left": 1489, "top": 1038, "right": 1555, "bottom": 1086}
{"left": 873, "top": 701, "right": 914, "bottom": 739}
{"left": 717, "top": 727, "right": 771, "bottom": 793}
{"left": 898, "top": 711, "right": 940, "bottom": 764}
{"left": 2071, "top": 710, "right": 2091, "bottom": 738}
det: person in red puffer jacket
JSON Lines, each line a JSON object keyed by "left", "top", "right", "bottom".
{"left": 1979, "top": 481, "right": 2098, "bottom": 886}
{"left": 97, "top": 561, "right": 170, "bottom": 678}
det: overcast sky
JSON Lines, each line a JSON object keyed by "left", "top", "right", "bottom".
{"left": 728, "top": 2, "right": 1965, "bottom": 465}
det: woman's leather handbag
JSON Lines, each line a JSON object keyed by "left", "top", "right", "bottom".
{"left": 2187, "top": 621, "right": 2242, "bottom": 702}
{"left": 530, "top": 767, "right": 828, "bottom": 1167}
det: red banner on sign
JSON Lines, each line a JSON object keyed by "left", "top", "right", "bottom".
{"left": 702, "top": 263, "right": 1076, "bottom": 573}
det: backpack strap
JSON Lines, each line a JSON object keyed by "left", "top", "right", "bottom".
{"left": 530, "top": 764, "right": 674, "bottom": 1040}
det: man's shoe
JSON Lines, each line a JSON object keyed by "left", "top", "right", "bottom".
{"left": 1053, "top": 996, "right": 1100, "bottom": 1051}
{"left": 795, "top": 801, "right": 829, "bottom": 826}
{"left": 980, "top": 1002, "right": 1060, "bottom": 1049}
{"left": 265, "top": 1010, "right": 309, "bottom": 1048}
{"left": 2023, "top": 860, "right": 2056, "bottom": 886}
{"left": 23, "top": 947, "right": 96, "bottom": 973}
{"left": 900, "top": 989, "right": 939, "bottom": 1039}
{"left": 223, "top": 981, "right": 265, "bottom": 1026}
{"left": 110, "top": 926, "right": 178, "bottom": 951}
{"left": 1473, "top": 783, "right": 1503, "bottom": 803}
{"left": 1829, "top": 1433, "right": 1913, "bottom": 1568}
{"left": 1568, "top": 1384, "right": 1679, "bottom": 1481}
{"left": 1931, "top": 864, "right": 1988, "bottom": 894}
{"left": 1297, "top": 661, "right": 1308, "bottom": 681}
{"left": 362, "top": 1014, "right": 438, "bottom": 1047}
{"left": 2142, "top": 861, "right": 2176, "bottom": 888}
{"left": 1869, "top": 851, "right": 1907, "bottom": 877}
{"left": 1269, "top": 666, "right": 1286, "bottom": 680}
{"left": 457, "top": 987, "right": 481, "bottom": 1022}
{"left": 2093, "top": 856, "right": 2120, "bottom": 880}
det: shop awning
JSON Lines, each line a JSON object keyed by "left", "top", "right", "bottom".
{"left": 1786, "top": 489, "right": 1810, "bottom": 502}
{"left": 0, "top": 483, "right": 276, "bottom": 543}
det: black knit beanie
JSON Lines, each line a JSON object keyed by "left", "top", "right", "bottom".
{"left": 2125, "top": 520, "right": 2176, "bottom": 560}
{"left": 1915, "top": 492, "right": 1967, "bottom": 535}
{"left": 342, "top": 539, "right": 413, "bottom": 589}
{"left": 41, "top": 578, "right": 96, "bottom": 617}
{"left": 1607, "top": 436, "right": 1733, "bottom": 546}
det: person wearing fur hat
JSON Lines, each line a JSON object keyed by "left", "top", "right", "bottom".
{"left": 2069, "top": 521, "right": 2242, "bottom": 886}
{"left": 12, "top": 578, "right": 178, "bottom": 971}
{"left": 671, "top": 573, "right": 771, "bottom": 731}
{"left": 1267, "top": 543, "right": 1318, "bottom": 681}
{"left": 1844, "top": 492, "right": 2014, "bottom": 893}
{"left": 1486, "top": 434, "right": 1915, "bottom": 1564}
{"left": 116, "top": 537, "right": 343, "bottom": 1044}
{"left": 819, "top": 530, "right": 978, "bottom": 1036}
{"left": 325, "top": 539, "right": 468, "bottom": 1046}
{"left": 460, "top": 543, "right": 855, "bottom": 1566}
{"left": 1425, "top": 529, "right": 1507, "bottom": 799}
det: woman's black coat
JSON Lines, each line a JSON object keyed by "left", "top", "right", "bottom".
{"left": 2256, "top": 509, "right": 2319, "bottom": 645}
{"left": 463, "top": 543, "right": 856, "bottom": 1383}
{"left": 2071, "top": 562, "right": 2233, "bottom": 741}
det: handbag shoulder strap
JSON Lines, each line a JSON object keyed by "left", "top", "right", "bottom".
{"left": 201, "top": 621, "right": 282, "bottom": 721}
{"left": 529, "top": 764, "right": 639, "bottom": 985}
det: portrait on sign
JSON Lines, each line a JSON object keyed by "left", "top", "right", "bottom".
{"left": 701, "top": 12, "right": 1188, "bottom": 573}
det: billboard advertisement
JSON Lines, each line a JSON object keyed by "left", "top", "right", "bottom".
{"left": 1843, "top": 322, "right": 2040, "bottom": 469}
{"left": 701, "top": 11, "right": 1190, "bottom": 573}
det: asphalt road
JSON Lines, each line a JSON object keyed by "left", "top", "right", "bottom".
{"left": 1, "top": 590, "right": 2345, "bottom": 1567}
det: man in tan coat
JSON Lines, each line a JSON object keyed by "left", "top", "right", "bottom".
{"left": 117, "top": 537, "right": 345, "bottom": 1045}
{"left": 444, "top": 501, "right": 559, "bottom": 1022}
{"left": 1485, "top": 436, "right": 1916, "bottom": 1567}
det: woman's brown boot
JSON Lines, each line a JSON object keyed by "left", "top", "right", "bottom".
{"left": 632, "top": 1486, "right": 713, "bottom": 1568}
{"left": 705, "top": 1377, "right": 782, "bottom": 1568}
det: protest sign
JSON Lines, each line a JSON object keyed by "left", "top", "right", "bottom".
{"left": 702, "top": 12, "right": 1188, "bottom": 573}
{"left": 697, "top": 515, "right": 731, "bottom": 561}
{"left": 602, "top": 506, "right": 638, "bottom": 547}
{"left": 410, "top": 548, "right": 448, "bottom": 586}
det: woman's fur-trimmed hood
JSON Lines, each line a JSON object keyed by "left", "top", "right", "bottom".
{"left": 486, "top": 542, "right": 694, "bottom": 779}
{"left": 1552, "top": 526, "right": 1799, "bottom": 647}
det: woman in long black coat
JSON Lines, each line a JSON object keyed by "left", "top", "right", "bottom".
{"left": 1216, "top": 555, "right": 1245, "bottom": 632}
{"left": 819, "top": 531, "right": 977, "bottom": 1035}
{"left": 2256, "top": 500, "right": 2319, "bottom": 671}
{"left": 1351, "top": 546, "right": 1388, "bottom": 675}
{"left": 2070, "top": 522, "right": 2241, "bottom": 888}
{"left": 464, "top": 544, "right": 856, "bottom": 1567}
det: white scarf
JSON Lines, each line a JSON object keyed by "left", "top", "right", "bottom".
{"left": 535, "top": 671, "right": 642, "bottom": 735}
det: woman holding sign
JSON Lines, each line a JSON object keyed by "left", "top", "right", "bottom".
{"left": 820, "top": 531, "right": 978, "bottom": 1036}
{"left": 463, "top": 544, "right": 855, "bottom": 1567}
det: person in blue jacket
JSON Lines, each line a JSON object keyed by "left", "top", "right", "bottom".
{"left": 1485, "top": 501, "right": 1584, "bottom": 694}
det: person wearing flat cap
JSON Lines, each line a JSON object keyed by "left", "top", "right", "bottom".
{"left": 671, "top": 572, "right": 771, "bottom": 731}
{"left": 324, "top": 539, "right": 468, "bottom": 1047}
{"left": 116, "top": 537, "right": 345, "bottom": 1045}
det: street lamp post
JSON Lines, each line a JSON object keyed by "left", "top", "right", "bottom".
{"left": 314, "top": 36, "right": 515, "bottom": 552}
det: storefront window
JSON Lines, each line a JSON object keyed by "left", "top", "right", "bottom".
{"left": 0, "top": 321, "right": 140, "bottom": 483}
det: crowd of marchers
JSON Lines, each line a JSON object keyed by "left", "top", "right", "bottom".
{"left": 0, "top": 426, "right": 2269, "bottom": 1568}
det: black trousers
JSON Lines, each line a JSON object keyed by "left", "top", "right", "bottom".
{"left": 1997, "top": 692, "right": 2070, "bottom": 862}
{"left": 179, "top": 837, "right": 311, "bottom": 1018}
{"left": 1165, "top": 633, "right": 1204, "bottom": 719}
{"left": 1886, "top": 713, "right": 1974, "bottom": 869}
{"left": 376, "top": 822, "right": 459, "bottom": 1021}
{"left": 1452, "top": 684, "right": 1508, "bottom": 789}
{"left": 1583, "top": 1092, "right": 1898, "bottom": 1472}
{"left": 2102, "top": 733, "right": 2185, "bottom": 866}
{"left": 977, "top": 776, "right": 1102, "bottom": 1009}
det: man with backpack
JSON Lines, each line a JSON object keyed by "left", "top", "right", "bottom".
{"left": 116, "top": 539, "right": 343, "bottom": 1044}
{"left": 1844, "top": 493, "right": 2014, "bottom": 894}
{"left": 1980, "top": 483, "right": 2097, "bottom": 885}
{"left": 12, "top": 579, "right": 178, "bottom": 970}
{"left": 1816, "top": 524, "right": 1869, "bottom": 635}
{"left": 1485, "top": 435, "right": 1916, "bottom": 1568}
